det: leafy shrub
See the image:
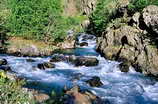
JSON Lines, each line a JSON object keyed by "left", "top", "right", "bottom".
{"left": 128, "top": 0, "right": 158, "bottom": 12}
{"left": 0, "top": 71, "right": 34, "bottom": 104}
{"left": 89, "top": 0, "right": 118, "bottom": 35}
{"left": 5, "top": 0, "right": 84, "bottom": 42}
{"left": 6, "top": 0, "right": 62, "bottom": 40}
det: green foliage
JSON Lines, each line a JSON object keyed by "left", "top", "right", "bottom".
{"left": 90, "top": 0, "right": 158, "bottom": 35}
{"left": 6, "top": 0, "right": 62, "bottom": 40}
{"left": 89, "top": 0, "right": 118, "bottom": 35}
{"left": 128, "top": 0, "right": 158, "bottom": 12}
{"left": 5, "top": 0, "right": 84, "bottom": 42}
{"left": 0, "top": 71, "right": 34, "bottom": 104}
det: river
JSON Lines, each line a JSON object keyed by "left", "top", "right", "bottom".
{"left": 1, "top": 33, "right": 158, "bottom": 104}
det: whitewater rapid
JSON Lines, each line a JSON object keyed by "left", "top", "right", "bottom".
{"left": 1, "top": 33, "right": 158, "bottom": 104}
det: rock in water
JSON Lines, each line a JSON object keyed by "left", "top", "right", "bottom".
{"left": 64, "top": 86, "right": 105, "bottom": 104}
{"left": 37, "top": 62, "right": 55, "bottom": 70}
{"left": 50, "top": 55, "right": 66, "bottom": 62}
{"left": 119, "top": 62, "right": 130, "bottom": 72}
{"left": 86, "top": 76, "right": 103, "bottom": 87}
{"left": 79, "top": 42, "right": 88, "bottom": 47}
{"left": 0, "top": 66, "right": 11, "bottom": 71}
{"left": 74, "top": 57, "right": 99, "bottom": 67}
{"left": 0, "top": 59, "right": 7, "bottom": 66}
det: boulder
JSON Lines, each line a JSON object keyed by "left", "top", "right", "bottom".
{"left": 0, "top": 66, "right": 11, "bottom": 71}
{"left": 37, "top": 62, "right": 55, "bottom": 70}
{"left": 0, "top": 59, "right": 7, "bottom": 66}
{"left": 86, "top": 76, "right": 103, "bottom": 87}
{"left": 64, "top": 86, "right": 105, "bottom": 104}
{"left": 50, "top": 55, "right": 67, "bottom": 62}
{"left": 79, "top": 42, "right": 88, "bottom": 47}
{"left": 143, "top": 5, "right": 158, "bottom": 35}
{"left": 119, "top": 62, "right": 130, "bottom": 72}
{"left": 74, "top": 57, "right": 99, "bottom": 67}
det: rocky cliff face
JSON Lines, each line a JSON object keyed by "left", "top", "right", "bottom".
{"left": 97, "top": 5, "right": 158, "bottom": 77}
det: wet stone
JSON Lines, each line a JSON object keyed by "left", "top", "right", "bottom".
{"left": 79, "top": 42, "right": 88, "bottom": 47}
{"left": 0, "top": 59, "right": 7, "bottom": 66}
{"left": 0, "top": 66, "right": 11, "bottom": 71}
{"left": 74, "top": 57, "right": 99, "bottom": 67}
{"left": 26, "top": 59, "right": 36, "bottom": 62}
{"left": 37, "top": 62, "right": 55, "bottom": 70}
{"left": 50, "top": 55, "right": 66, "bottom": 62}
{"left": 86, "top": 76, "right": 103, "bottom": 87}
{"left": 119, "top": 62, "right": 130, "bottom": 72}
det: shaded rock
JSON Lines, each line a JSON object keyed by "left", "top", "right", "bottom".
{"left": 37, "top": 62, "right": 55, "bottom": 70}
{"left": 74, "top": 57, "right": 99, "bottom": 67}
{"left": 50, "top": 55, "right": 99, "bottom": 67}
{"left": 79, "top": 42, "right": 88, "bottom": 47}
{"left": 143, "top": 5, "right": 158, "bottom": 35}
{"left": 0, "top": 66, "right": 11, "bottom": 71}
{"left": 119, "top": 62, "right": 130, "bottom": 72}
{"left": 0, "top": 59, "right": 7, "bottom": 66}
{"left": 50, "top": 55, "right": 67, "bottom": 62}
{"left": 86, "top": 76, "right": 103, "bottom": 87}
{"left": 64, "top": 86, "right": 105, "bottom": 104}
{"left": 82, "top": 34, "right": 95, "bottom": 41}
{"left": 26, "top": 59, "right": 36, "bottom": 62}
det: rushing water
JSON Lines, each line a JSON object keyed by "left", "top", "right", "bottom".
{"left": 1, "top": 33, "right": 158, "bottom": 104}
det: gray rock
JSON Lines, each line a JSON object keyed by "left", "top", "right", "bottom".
{"left": 74, "top": 57, "right": 99, "bottom": 67}
{"left": 37, "top": 62, "right": 55, "bottom": 70}
{"left": 86, "top": 76, "right": 103, "bottom": 87}
{"left": 119, "top": 62, "right": 130, "bottom": 72}
{"left": 143, "top": 5, "right": 158, "bottom": 34}
{"left": 0, "top": 66, "right": 11, "bottom": 71}
{"left": 79, "top": 42, "right": 88, "bottom": 47}
{"left": 0, "top": 59, "right": 7, "bottom": 66}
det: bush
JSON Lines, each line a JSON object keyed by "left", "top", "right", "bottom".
{"left": 5, "top": 0, "right": 84, "bottom": 42}
{"left": 6, "top": 0, "right": 62, "bottom": 41}
{"left": 89, "top": 0, "right": 118, "bottom": 35}
{"left": 128, "top": 0, "right": 158, "bottom": 12}
{"left": 0, "top": 71, "right": 34, "bottom": 104}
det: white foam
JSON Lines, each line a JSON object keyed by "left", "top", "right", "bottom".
{"left": 0, "top": 34, "right": 158, "bottom": 104}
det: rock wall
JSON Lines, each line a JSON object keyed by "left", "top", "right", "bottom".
{"left": 97, "top": 5, "right": 158, "bottom": 77}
